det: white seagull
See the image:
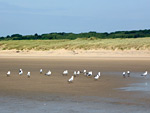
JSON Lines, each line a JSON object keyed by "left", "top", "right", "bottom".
{"left": 83, "top": 70, "right": 86, "bottom": 75}
{"left": 87, "top": 71, "right": 92, "bottom": 77}
{"left": 68, "top": 76, "right": 74, "bottom": 83}
{"left": 7, "top": 71, "right": 11, "bottom": 77}
{"left": 127, "top": 71, "right": 130, "bottom": 77}
{"left": 94, "top": 75, "right": 99, "bottom": 80}
{"left": 98, "top": 72, "right": 101, "bottom": 77}
{"left": 40, "top": 69, "right": 43, "bottom": 74}
{"left": 94, "top": 72, "right": 101, "bottom": 80}
{"left": 45, "top": 70, "right": 51, "bottom": 76}
{"left": 141, "top": 71, "right": 148, "bottom": 79}
{"left": 27, "top": 72, "right": 30, "bottom": 78}
{"left": 63, "top": 70, "right": 68, "bottom": 75}
{"left": 19, "top": 69, "right": 23, "bottom": 75}
{"left": 74, "top": 71, "right": 77, "bottom": 76}
{"left": 76, "top": 71, "right": 80, "bottom": 75}
{"left": 122, "top": 72, "right": 126, "bottom": 78}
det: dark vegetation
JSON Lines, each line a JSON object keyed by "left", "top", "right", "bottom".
{"left": 0, "top": 29, "right": 150, "bottom": 40}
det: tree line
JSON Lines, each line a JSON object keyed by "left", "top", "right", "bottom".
{"left": 0, "top": 29, "right": 150, "bottom": 40}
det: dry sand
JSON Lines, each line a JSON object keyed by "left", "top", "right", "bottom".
{"left": 0, "top": 49, "right": 150, "bottom": 57}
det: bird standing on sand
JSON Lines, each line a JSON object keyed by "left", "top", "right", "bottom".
{"left": 83, "top": 70, "right": 86, "bottom": 75}
{"left": 122, "top": 72, "right": 126, "bottom": 78}
{"left": 40, "top": 69, "right": 43, "bottom": 74}
{"left": 76, "top": 71, "right": 80, "bottom": 76}
{"left": 7, "top": 71, "right": 10, "bottom": 77}
{"left": 45, "top": 70, "right": 51, "bottom": 76}
{"left": 68, "top": 76, "right": 74, "bottom": 83}
{"left": 94, "top": 72, "right": 101, "bottom": 80}
{"left": 74, "top": 71, "right": 77, "bottom": 77}
{"left": 63, "top": 70, "right": 68, "bottom": 75}
{"left": 19, "top": 69, "right": 23, "bottom": 75}
{"left": 127, "top": 71, "right": 130, "bottom": 77}
{"left": 87, "top": 71, "right": 92, "bottom": 77}
{"left": 27, "top": 72, "right": 30, "bottom": 78}
{"left": 141, "top": 71, "right": 148, "bottom": 79}
{"left": 98, "top": 72, "right": 101, "bottom": 77}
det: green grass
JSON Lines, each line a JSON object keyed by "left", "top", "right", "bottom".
{"left": 0, "top": 37, "right": 150, "bottom": 51}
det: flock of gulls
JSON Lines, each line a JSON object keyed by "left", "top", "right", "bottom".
{"left": 122, "top": 71, "right": 148, "bottom": 79}
{"left": 6, "top": 69, "right": 148, "bottom": 83}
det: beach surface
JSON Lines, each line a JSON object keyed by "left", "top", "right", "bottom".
{"left": 0, "top": 49, "right": 150, "bottom": 57}
{"left": 0, "top": 55, "right": 150, "bottom": 113}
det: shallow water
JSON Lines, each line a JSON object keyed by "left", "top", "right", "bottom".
{"left": 112, "top": 71, "right": 150, "bottom": 92}
{"left": 0, "top": 96, "right": 149, "bottom": 113}
{"left": 118, "top": 81, "right": 150, "bottom": 92}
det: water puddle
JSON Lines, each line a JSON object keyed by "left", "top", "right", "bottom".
{"left": 118, "top": 82, "right": 150, "bottom": 92}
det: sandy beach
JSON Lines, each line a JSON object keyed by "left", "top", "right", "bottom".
{"left": 1, "top": 49, "right": 150, "bottom": 57}
{"left": 1, "top": 0, "right": 150, "bottom": 112}
{"left": 0, "top": 53, "right": 150, "bottom": 113}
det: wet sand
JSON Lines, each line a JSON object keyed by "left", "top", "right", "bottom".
{"left": 0, "top": 57, "right": 150, "bottom": 113}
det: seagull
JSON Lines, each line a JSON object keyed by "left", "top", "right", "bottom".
{"left": 83, "top": 70, "right": 86, "bottom": 75}
{"left": 45, "top": 70, "right": 51, "bottom": 76}
{"left": 98, "top": 72, "right": 101, "bottom": 77}
{"left": 63, "top": 70, "right": 68, "bottom": 75}
{"left": 122, "top": 72, "right": 126, "bottom": 78}
{"left": 74, "top": 71, "right": 77, "bottom": 77}
{"left": 27, "top": 72, "right": 30, "bottom": 78}
{"left": 127, "top": 71, "right": 130, "bottom": 77}
{"left": 40, "top": 69, "right": 43, "bottom": 74}
{"left": 141, "top": 71, "right": 148, "bottom": 79}
{"left": 7, "top": 71, "right": 10, "bottom": 77}
{"left": 94, "top": 75, "right": 99, "bottom": 80}
{"left": 94, "top": 72, "right": 101, "bottom": 80}
{"left": 76, "top": 71, "right": 80, "bottom": 75}
{"left": 87, "top": 71, "right": 92, "bottom": 77}
{"left": 68, "top": 76, "right": 74, "bottom": 83}
{"left": 19, "top": 69, "right": 23, "bottom": 75}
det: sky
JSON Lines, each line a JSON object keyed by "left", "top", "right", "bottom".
{"left": 0, "top": 0, "right": 150, "bottom": 36}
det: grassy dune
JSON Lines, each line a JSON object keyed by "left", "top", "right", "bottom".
{"left": 0, "top": 37, "right": 150, "bottom": 50}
